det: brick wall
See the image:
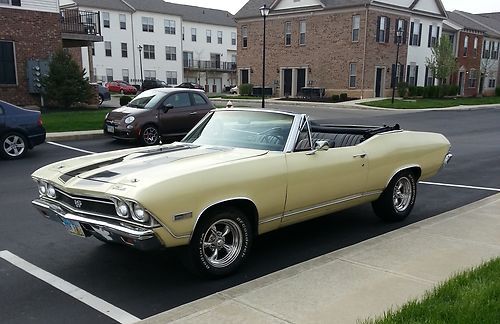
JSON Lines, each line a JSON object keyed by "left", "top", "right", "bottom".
{"left": 237, "top": 8, "right": 409, "bottom": 98}
{"left": 0, "top": 7, "right": 62, "bottom": 106}
{"left": 451, "top": 31, "right": 482, "bottom": 97}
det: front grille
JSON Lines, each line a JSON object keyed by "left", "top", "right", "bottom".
{"left": 55, "top": 189, "right": 116, "bottom": 216}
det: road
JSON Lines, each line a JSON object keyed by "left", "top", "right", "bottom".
{"left": 1, "top": 105, "right": 499, "bottom": 323}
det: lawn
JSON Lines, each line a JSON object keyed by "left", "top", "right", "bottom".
{"left": 361, "top": 96, "right": 500, "bottom": 109}
{"left": 364, "top": 257, "right": 500, "bottom": 324}
{"left": 41, "top": 108, "right": 112, "bottom": 132}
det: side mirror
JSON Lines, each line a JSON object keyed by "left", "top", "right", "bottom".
{"left": 162, "top": 103, "right": 173, "bottom": 112}
{"left": 306, "top": 140, "right": 330, "bottom": 155}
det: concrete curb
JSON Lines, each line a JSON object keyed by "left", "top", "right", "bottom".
{"left": 46, "top": 130, "right": 105, "bottom": 142}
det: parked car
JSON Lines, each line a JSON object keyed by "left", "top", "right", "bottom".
{"left": 229, "top": 85, "right": 239, "bottom": 94}
{"left": 141, "top": 79, "right": 169, "bottom": 91}
{"left": 0, "top": 100, "right": 46, "bottom": 160}
{"left": 91, "top": 83, "right": 111, "bottom": 106}
{"left": 103, "top": 88, "right": 214, "bottom": 145}
{"left": 105, "top": 80, "right": 138, "bottom": 95}
{"left": 176, "top": 82, "right": 205, "bottom": 91}
{"left": 31, "top": 108, "right": 452, "bottom": 276}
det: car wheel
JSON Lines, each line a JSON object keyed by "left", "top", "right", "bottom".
{"left": 372, "top": 171, "right": 417, "bottom": 222}
{"left": 140, "top": 124, "right": 159, "bottom": 146}
{"left": 1, "top": 132, "right": 28, "bottom": 160}
{"left": 98, "top": 94, "right": 104, "bottom": 106}
{"left": 189, "top": 207, "right": 252, "bottom": 277}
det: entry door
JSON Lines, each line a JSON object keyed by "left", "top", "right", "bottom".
{"left": 210, "top": 54, "right": 221, "bottom": 69}
{"left": 283, "top": 69, "right": 292, "bottom": 97}
{"left": 297, "top": 68, "right": 306, "bottom": 95}
{"left": 458, "top": 72, "right": 465, "bottom": 96}
{"left": 375, "top": 68, "right": 384, "bottom": 97}
{"left": 241, "top": 69, "right": 249, "bottom": 84}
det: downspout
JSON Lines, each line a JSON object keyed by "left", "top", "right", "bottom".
{"left": 120, "top": 0, "right": 137, "bottom": 83}
{"left": 360, "top": 3, "right": 369, "bottom": 99}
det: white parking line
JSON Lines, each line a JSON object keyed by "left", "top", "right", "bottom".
{"left": 47, "top": 141, "right": 96, "bottom": 154}
{"left": 0, "top": 250, "right": 140, "bottom": 324}
{"left": 420, "top": 181, "right": 500, "bottom": 192}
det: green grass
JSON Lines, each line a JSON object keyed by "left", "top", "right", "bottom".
{"left": 42, "top": 108, "right": 112, "bottom": 132}
{"left": 364, "top": 258, "right": 500, "bottom": 324}
{"left": 361, "top": 97, "right": 500, "bottom": 109}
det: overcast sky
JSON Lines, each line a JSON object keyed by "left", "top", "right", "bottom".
{"left": 165, "top": 0, "right": 500, "bottom": 15}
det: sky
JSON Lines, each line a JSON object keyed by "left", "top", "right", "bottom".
{"left": 164, "top": 0, "right": 500, "bottom": 15}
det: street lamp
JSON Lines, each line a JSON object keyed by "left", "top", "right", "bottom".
{"left": 138, "top": 45, "right": 143, "bottom": 83}
{"left": 260, "top": 4, "right": 270, "bottom": 108}
{"left": 392, "top": 27, "right": 403, "bottom": 104}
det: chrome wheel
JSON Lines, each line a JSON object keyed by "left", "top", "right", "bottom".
{"left": 3, "top": 134, "right": 26, "bottom": 158}
{"left": 201, "top": 219, "right": 243, "bottom": 268}
{"left": 392, "top": 176, "right": 412, "bottom": 212}
{"left": 141, "top": 126, "right": 159, "bottom": 145}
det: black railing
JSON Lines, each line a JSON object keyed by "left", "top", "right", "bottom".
{"left": 183, "top": 60, "right": 237, "bottom": 71}
{"left": 60, "top": 9, "right": 101, "bottom": 36}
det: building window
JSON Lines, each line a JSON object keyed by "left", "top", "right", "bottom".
{"left": 299, "top": 21, "right": 306, "bottom": 45}
{"left": 468, "top": 69, "right": 477, "bottom": 88}
{"left": 231, "top": 32, "right": 236, "bottom": 46}
{"left": 183, "top": 51, "right": 194, "bottom": 67}
{"left": 395, "top": 19, "right": 407, "bottom": 44}
{"left": 143, "top": 44, "right": 155, "bottom": 59}
{"left": 407, "top": 63, "right": 418, "bottom": 86}
{"left": 473, "top": 37, "right": 478, "bottom": 57}
{"left": 0, "top": 41, "right": 16, "bottom": 85}
{"left": 104, "top": 41, "right": 112, "bottom": 57}
{"left": 493, "top": 42, "right": 499, "bottom": 59}
{"left": 164, "top": 19, "right": 175, "bottom": 34}
{"left": 352, "top": 15, "right": 360, "bottom": 42}
{"left": 349, "top": 63, "right": 356, "bottom": 88}
{"left": 102, "top": 12, "right": 110, "bottom": 28}
{"left": 427, "top": 24, "right": 439, "bottom": 47}
{"left": 206, "top": 29, "right": 211, "bottom": 43}
{"left": 106, "top": 68, "right": 113, "bottom": 82}
{"left": 242, "top": 26, "right": 248, "bottom": 48}
{"left": 483, "top": 40, "right": 490, "bottom": 58}
{"left": 463, "top": 36, "right": 468, "bottom": 57}
{"left": 191, "top": 28, "right": 197, "bottom": 41}
{"left": 119, "top": 14, "right": 126, "bottom": 30}
{"left": 425, "top": 66, "right": 434, "bottom": 86}
{"left": 122, "top": 69, "right": 129, "bottom": 82}
{"left": 165, "top": 46, "right": 176, "bottom": 61}
{"left": 409, "top": 21, "right": 422, "bottom": 46}
{"left": 0, "top": 0, "right": 21, "bottom": 6}
{"left": 166, "top": 71, "right": 177, "bottom": 85}
{"left": 488, "top": 78, "right": 496, "bottom": 88}
{"left": 144, "top": 70, "right": 156, "bottom": 80}
{"left": 377, "top": 16, "right": 390, "bottom": 43}
{"left": 284, "top": 22, "right": 291, "bottom": 46}
{"left": 142, "top": 17, "right": 154, "bottom": 32}
{"left": 218, "top": 31, "right": 223, "bottom": 44}
{"left": 121, "top": 43, "right": 127, "bottom": 58}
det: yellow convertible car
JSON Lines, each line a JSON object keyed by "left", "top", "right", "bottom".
{"left": 32, "top": 108, "right": 452, "bottom": 276}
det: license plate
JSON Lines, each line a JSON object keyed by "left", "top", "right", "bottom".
{"left": 107, "top": 125, "right": 114, "bottom": 133}
{"left": 62, "top": 218, "right": 86, "bottom": 237}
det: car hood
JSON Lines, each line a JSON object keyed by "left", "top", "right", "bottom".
{"left": 108, "top": 106, "right": 147, "bottom": 120}
{"left": 33, "top": 143, "right": 268, "bottom": 189}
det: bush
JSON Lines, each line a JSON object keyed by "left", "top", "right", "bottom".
{"left": 408, "top": 86, "right": 418, "bottom": 97}
{"left": 416, "top": 86, "right": 425, "bottom": 97}
{"left": 239, "top": 83, "right": 253, "bottom": 96}
{"left": 496, "top": 87, "right": 500, "bottom": 96}
{"left": 398, "top": 82, "right": 408, "bottom": 98}
{"left": 120, "top": 95, "right": 132, "bottom": 106}
{"left": 339, "top": 93, "right": 348, "bottom": 101}
{"left": 448, "top": 85, "right": 459, "bottom": 96}
{"left": 332, "top": 94, "right": 340, "bottom": 102}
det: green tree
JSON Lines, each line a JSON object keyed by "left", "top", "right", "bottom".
{"left": 426, "top": 36, "right": 457, "bottom": 86}
{"left": 42, "top": 49, "right": 92, "bottom": 108}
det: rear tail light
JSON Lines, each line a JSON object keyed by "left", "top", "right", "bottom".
{"left": 37, "top": 115, "right": 43, "bottom": 126}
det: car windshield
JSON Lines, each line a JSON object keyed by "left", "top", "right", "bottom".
{"left": 182, "top": 110, "right": 295, "bottom": 152}
{"left": 127, "top": 91, "right": 166, "bottom": 109}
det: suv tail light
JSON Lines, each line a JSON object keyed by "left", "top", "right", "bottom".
{"left": 37, "top": 115, "right": 43, "bottom": 126}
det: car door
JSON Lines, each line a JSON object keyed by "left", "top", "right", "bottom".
{"left": 282, "top": 121, "right": 369, "bottom": 226}
{"left": 0, "top": 104, "right": 5, "bottom": 133}
{"left": 158, "top": 91, "right": 199, "bottom": 136}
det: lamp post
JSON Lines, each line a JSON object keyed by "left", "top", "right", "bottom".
{"left": 260, "top": 4, "right": 270, "bottom": 108}
{"left": 138, "top": 45, "right": 143, "bottom": 83}
{"left": 392, "top": 28, "right": 403, "bottom": 104}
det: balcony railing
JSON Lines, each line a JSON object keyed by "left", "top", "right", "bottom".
{"left": 60, "top": 9, "right": 101, "bottom": 36}
{"left": 183, "top": 60, "right": 237, "bottom": 72}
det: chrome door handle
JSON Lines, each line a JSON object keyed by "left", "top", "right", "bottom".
{"left": 353, "top": 153, "right": 367, "bottom": 158}
{"left": 189, "top": 112, "right": 197, "bottom": 115}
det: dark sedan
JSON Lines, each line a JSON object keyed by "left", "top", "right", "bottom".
{"left": 176, "top": 82, "right": 205, "bottom": 91}
{"left": 0, "top": 100, "right": 46, "bottom": 159}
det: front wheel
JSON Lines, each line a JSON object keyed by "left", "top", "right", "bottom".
{"left": 372, "top": 171, "right": 417, "bottom": 222}
{"left": 188, "top": 207, "right": 252, "bottom": 277}
{"left": 1, "top": 132, "right": 28, "bottom": 160}
{"left": 140, "top": 125, "right": 159, "bottom": 146}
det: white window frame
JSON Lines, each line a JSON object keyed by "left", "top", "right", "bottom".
{"left": 166, "top": 71, "right": 177, "bottom": 85}
{"left": 191, "top": 28, "right": 197, "bottom": 42}
{"left": 217, "top": 31, "right": 223, "bottom": 44}
{"left": 242, "top": 26, "right": 248, "bottom": 48}
{"left": 104, "top": 41, "right": 112, "bottom": 57}
{"left": 119, "top": 14, "right": 126, "bottom": 30}
{"left": 231, "top": 32, "right": 236, "bottom": 46}
{"left": 143, "top": 44, "right": 155, "bottom": 59}
{"left": 352, "top": 15, "right": 360, "bottom": 42}
{"left": 284, "top": 22, "right": 291, "bottom": 46}
{"left": 164, "top": 19, "right": 176, "bottom": 34}
{"left": 144, "top": 70, "right": 156, "bottom": 80}
{"left": 206, "top": 29, "right": 212, "bottom": 43}
{"left": 299, "top": 20, "right": 306, "bottom": 45}
{"left": 142, "top": 17, "right": 154, "bottom": 32}
{"left": 102, "top": 12, "right": 110, "bottom": 28}
{"left": 121, "top": 42, "right": 127, "bottom": 58}
{"left": 106, "top": 68, "right": 113, "bottom": 82}
{"left": 122, "top": 69, "right": 129, "bottom": 82}
{"left": 349, "top": 63, "right": 356, "bottom": 88}
{"left": 165, "top": 46, "right": 176, "bottom": 61}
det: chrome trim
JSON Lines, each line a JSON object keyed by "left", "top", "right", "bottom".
{"left": 173, "top": 212, "right": 193, "bottom": 221}
{"left": 152, "top": 216, "right": 192, "bottom": 240}
{"left": 444, "top": 153, "right": 453, "bottom": 165}
{"left": 56, "top": 189, "right": 114, "bottom": 206}
{"left": 284, "top": 114, "right": 307, "bottom": 153}
{"left": 283, "top": 191, "right": 382, "bottom": 219}
{"left": 258, "top": 214, "right": 282, "bottom": 225}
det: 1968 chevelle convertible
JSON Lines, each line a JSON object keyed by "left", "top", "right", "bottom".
{"left": 32, "top": 108, "right": 452, "bottom": 276}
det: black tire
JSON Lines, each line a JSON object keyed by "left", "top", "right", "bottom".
{"left": 1, "top": 132, "right": 28, "bottom": 160}
{"left": 372, "top": 171, "right": 417, "bottom": 222}
{"left": 140, "top": 124, "right": 160, "bottom": 146}
{"left": 188, "top": 207, "right": 252, "bottom": 277}
{"left": 98, "top": 94, "right": 104, "bottom": 106}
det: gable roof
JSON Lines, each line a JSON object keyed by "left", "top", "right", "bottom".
{"left": 445, "top": 11, "right": 486, "bottom": 33}
{"left": 454, "top": 10, "right": 500, "bottom": 38}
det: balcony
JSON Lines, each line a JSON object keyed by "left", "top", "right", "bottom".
{"left": 183, "top": 60, "right": 237, "bottom": 72}
{"left": 60, "top": 8, "right": 103, "bottom": 47}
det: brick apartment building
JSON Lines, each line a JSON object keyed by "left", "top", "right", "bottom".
{"left": 0, "top": 0, "right": 102, "bottom": 106}
{"left": 235, "top": 0, "right": 447, "bottom": 98}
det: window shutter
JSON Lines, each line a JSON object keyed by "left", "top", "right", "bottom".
{"left": 403, "top": 20, "right": 408, "bottom": 44}
{"left": 489, "top": 41, "right": 493, "bottom": 58}
{"left": 436, "top": 26, "right": 440, "bottom": 43}
{"left": 418, "top": 23, "right": 422, "bottom": 46}
{"left": 376, "top": 16, "right": 381, "bottom": 42}
{"left": 385, "top": 18, "right": 390, "bottom": 43}
{"left": 400, "top": 64, "right": 405, "bottom": 82}
{"left": 424, "top": 67, "right": 429, "bottom": 86}
{"left": 11, "top": 0, "right": 21, "bottom": 6}
{"left": 415, "top": 66, "right": 419, "bottom": 85}
{"left": 394, "top": 19, "right": 399, "bottom": 43}
{"left": 391, "top": 64, "right": 396, "bottom": 88}
{"left": 409, "top": 22, "right": 414, "bottom": 45}
{"left": 428, "top": 25, "right": 433, "bottom": 47}
{"left": 406, "top": 65, "right": 411, "bottom": 83}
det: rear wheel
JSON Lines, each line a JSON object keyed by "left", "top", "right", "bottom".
{"left": 140, "top": 124, "right": 159, "bottom": 146}
{"left": 372, "top": 171, "right": 417, "bottom": 221}
{"left": 1, "top": 132, "right": 28, "bottom": 160}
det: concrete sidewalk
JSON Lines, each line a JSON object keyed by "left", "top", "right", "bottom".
{"left": 140, "top": 193, "right": 500, "bottom": 324}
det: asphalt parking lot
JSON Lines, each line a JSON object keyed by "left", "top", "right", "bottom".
{"left": 1, "top": 105, "right": 499, "bottom": 323}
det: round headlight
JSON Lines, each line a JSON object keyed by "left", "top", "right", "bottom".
{"left": 124, "top": 116, "right": 135, "bottom": 124}
{"left": 38, "top": 182, "right": 47, "bottom": 196}
{"left": 115, "top": 201, "right": 129, "bottom": 218}
{"left": 47, "top": 184, "right": 56, "bottom": 198}
{"left": 132, "top": 203, "right": 149, "bottom": 223}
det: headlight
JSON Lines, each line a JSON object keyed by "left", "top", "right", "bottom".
{"left": 132, "top": 203, "right": 150, "bottom": 223}
{"left": 38, "top": 181, "right": 47, "bottom": 196}
{"left": 46, "top": 184, "right": 57, "bottom": 198}
{"left": 115, "top": 200, "right": 129, "bottom": 218}
{"left": 124, "top": 116, "right": 135, "bottom": 124}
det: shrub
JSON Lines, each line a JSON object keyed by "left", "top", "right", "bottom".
{"left": 448, "top": 85, "right": 459, "bottom": 96}
{"left": 120, "top": 95, "right": 133, "bottom": 106}
{"left": 397, "top": 82, "right": 408, "bottom": 98}
{"left": 239, "top": 83, "right": 253, "bottom": 96}
{"left": 408, "top": 86, "right": 418, "bottom": 97}
{"left": 339, "top": 93, "right": 348, "bottom": 101}
{"left": 416, "top": 86, "right": 425, "bottom": 97}
{"left": 332, "top": 94, "right": 340, "bottom": 102}
{"left": 496, "top": 87, "right": 500, "bottom": 96}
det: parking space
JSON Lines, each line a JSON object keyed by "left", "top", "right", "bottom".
{"left": 1, "top": 105, "right": 499, "bottom": 323}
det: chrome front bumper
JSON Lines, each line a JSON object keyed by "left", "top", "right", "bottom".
{"left": 32, "top": 199, "right": 162, "bottom": 251}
